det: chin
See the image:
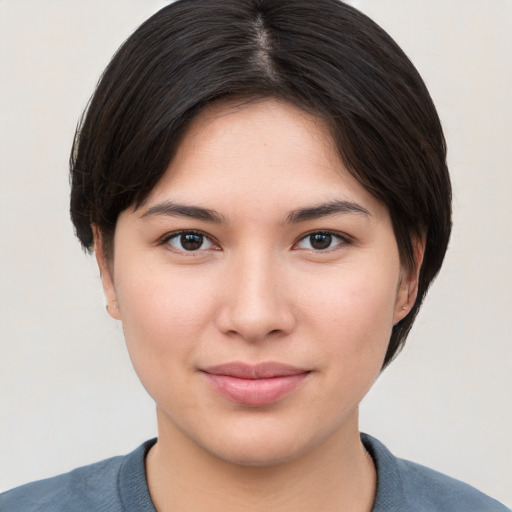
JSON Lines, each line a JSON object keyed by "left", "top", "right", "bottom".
{"left": 195, "top": 416, "right": 331, "bottom": 468}
{"left": 208, "top": 439, "right": 305, "bottom": 468}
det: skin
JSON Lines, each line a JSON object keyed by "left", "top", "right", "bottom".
{"left": 96, "top": 99, "right": 422, "bottom": 512}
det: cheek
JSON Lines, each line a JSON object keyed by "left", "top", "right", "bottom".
{"left": 299, "top": 261, "right": 399, "bottom": 369}
{"left": 112, "top": 264, "right": 223, "bottom": 412}
{"left": 114, "top": 263, "right": 217, "bottom": 365}
{"left": 305, "top": 261, "right": 398, "bottom": 325}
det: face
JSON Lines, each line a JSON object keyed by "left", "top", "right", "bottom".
{"left": 98, "top": 99, "right": 418, "bottom": 466}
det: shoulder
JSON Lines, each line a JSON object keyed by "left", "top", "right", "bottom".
{"left": 0, "top": 456, "right": 125, "bottom": 512}
{"left": 0, "top": 440, "right": 156, "bottom": 512}
{"left": 394, "top": 458, "right": 509, "bottom": 512}
{"left": 362, "top": 433, "right": 510, "bottom": 512}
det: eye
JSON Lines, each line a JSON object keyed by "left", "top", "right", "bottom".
{"left": 164, "top": 231, "right": 217, "bottom": 252}
{"left": 295, "top": 231, "right": 348, "bottom": 251}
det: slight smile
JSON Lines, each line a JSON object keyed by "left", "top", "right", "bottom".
{"left": 201, "top": 362, "right": 312, "bottom": 407}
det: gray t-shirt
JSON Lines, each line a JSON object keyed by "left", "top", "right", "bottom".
{"left": 1, "top": 434, "right": 508, "bottom": 511}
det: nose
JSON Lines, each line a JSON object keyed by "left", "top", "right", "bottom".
{"left": 215, "top": 251, "right": 297, "bottom": 342}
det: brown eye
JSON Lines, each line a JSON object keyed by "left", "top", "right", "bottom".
{"left": 295, "top": 231, "right": 347, "bottom": 251}
{"left": 181, "top": 233, "right": 204, "bottom": 251}
{"left": 166, "top": 231, "right": 215, "bottom": 252}
{"left": 309, "top": 233, "right": 332, "bottom": 250}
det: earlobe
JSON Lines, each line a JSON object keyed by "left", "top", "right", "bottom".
{"left": 393, "top": 234, "right": 426, "bottom": 324}
{"left": 93, "top": 226, "right": 121, "bottom": 321}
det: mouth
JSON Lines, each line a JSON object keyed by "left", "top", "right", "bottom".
{"left": 200, "top": 362, "right": 311, "bottom": 407}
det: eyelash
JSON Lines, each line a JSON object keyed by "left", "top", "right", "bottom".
{"left": 294, "top": 230, "right": 351, "bottom": 252}
{"left": 160, "top": 229, "right": 351, "bottom": 254}
{"left": 161, "top": 230, "right": 220, "bottom": 254}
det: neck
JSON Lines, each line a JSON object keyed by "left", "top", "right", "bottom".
{"left": 146, "top": 409, "right": 376, "bottom": 512}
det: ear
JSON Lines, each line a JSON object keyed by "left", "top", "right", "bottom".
{"left": 393, "top": 234, "right": 426, "bottom": 325}
{"left": 93, "top": 226, "right": 121, "bottom": 321}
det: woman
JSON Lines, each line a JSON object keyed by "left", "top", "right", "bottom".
{"left": 1, "top": 0, "right": 508, "bottom": 510}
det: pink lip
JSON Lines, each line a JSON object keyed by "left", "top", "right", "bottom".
{"left": 201, "top": 362, "right": 311, "bottom": 406}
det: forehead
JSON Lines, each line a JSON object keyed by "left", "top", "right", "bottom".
{"left": 145, "top": 98, "right": 383, "bottom": 215}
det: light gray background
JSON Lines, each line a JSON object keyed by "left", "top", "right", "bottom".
{"left": 1, "top": 0, "right": 511, "bottom": 506}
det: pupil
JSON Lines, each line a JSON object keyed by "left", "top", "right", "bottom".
{"left": 181, "top": 233, "right": 203, "bottom": 251}
{"left": 310, "top": 233, "right": 331, "bottom": 250}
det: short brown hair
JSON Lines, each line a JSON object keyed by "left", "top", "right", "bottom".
{"left": 70, "top": 0, "right": 451, "bottom": 367}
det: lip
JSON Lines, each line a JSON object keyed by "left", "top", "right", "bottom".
{"left": 201, "top": 362, "right": 311, "bottom": 406}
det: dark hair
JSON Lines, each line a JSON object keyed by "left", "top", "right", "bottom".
{"left": 70, "top": 0, "right": 451, "bottom": 368}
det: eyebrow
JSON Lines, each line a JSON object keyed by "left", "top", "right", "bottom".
{"left": 284, "top": 200, "right": 371, "bottom": 224}
{"left": 139, "top": 199, "right": 371, "bottom": 225}
{"left": 140, "top": 201, "right": 225, "bottom": 223}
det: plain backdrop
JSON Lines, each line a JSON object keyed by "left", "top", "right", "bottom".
{"left": 0, "top": 0, "right": 511, "bottom": 506}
